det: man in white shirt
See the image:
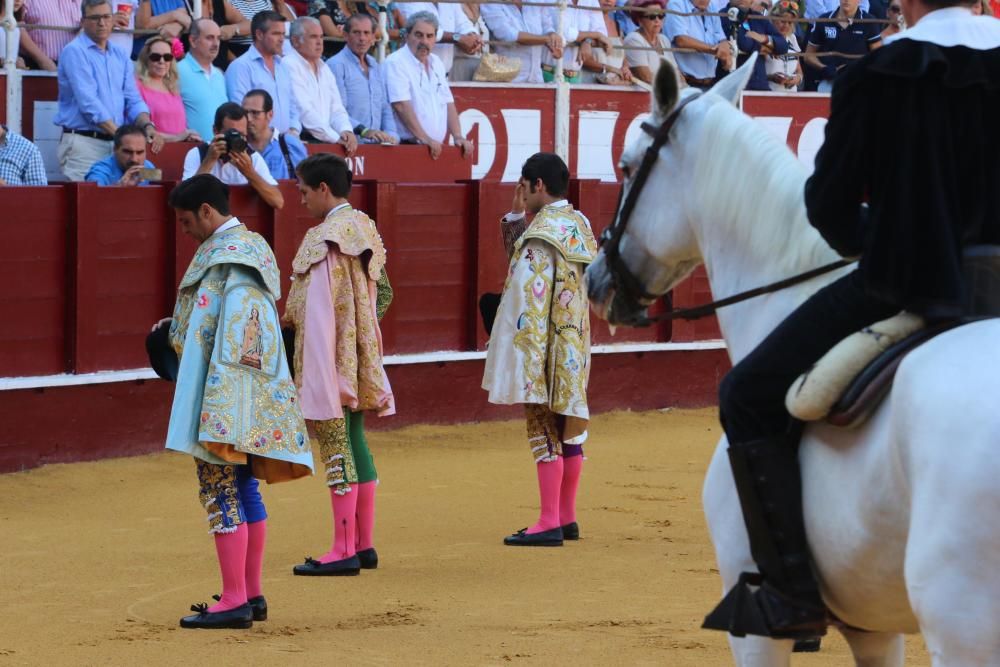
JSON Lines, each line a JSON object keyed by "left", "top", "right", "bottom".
{"left": 397, "top": 2, "right": 482, "bottom": 76}
{"left": 480, "top": 2, "right": 565, "bottom": 83}
{"left": 284, "top": 17, "right": 359, "bottom": 153}
{"left": 182, "top": 102, "right": 284, "bottom": 209}
{"left": 384, "top": 12, "right": 473, "bottom": 160}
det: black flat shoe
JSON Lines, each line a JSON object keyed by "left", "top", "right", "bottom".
{"left": 560, "top": 522, "right": 580, "bottom": 540}
{"left": 180, "top": 602, "right": 253, "bottom": 629}
{"left": 214, "top": 594, "right": 267, "bottom": 621}
{"left": 292, "top": 555, "right": 361, "bottom": 576}
{"left": 357, "top": 548, "right": 378, "bottom": 569}
{"left": 503, "top": 527, "right": 564, "bottom": 547}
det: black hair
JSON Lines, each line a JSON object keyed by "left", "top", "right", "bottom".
{"left": 113, "top": 123, "right": 146, "bottom": 149}
{"left": 213, "top": 102, "right": 246, "bottom": 133}
{"left": 521, "top": 152, "right": 569, "bottom": 197}
{"left": 168, "top": 174, "right": 231, "bottom": 216}
{"left": 243, "top": 88, "right": 274, "bottom": 113}
{"left": 251, "top": 10, "right": 285, "bottom": 40}
{"left": 295, "top": 153, "right": 352, "bottom": 198}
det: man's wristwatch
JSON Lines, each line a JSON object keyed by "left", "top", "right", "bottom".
{"left": 450, "top": 32, "right": 459, "bottom": 43}
{"left": 142, "top": 121, "right": 156, "bottom": 138}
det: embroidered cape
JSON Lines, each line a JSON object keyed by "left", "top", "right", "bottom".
{"left": 482, "top": 202, "right": 598, "bottom": 443}
{"left": 283, "top": 205, "right": 395, "bottom": 421}
{"left": 165, "top": 224, "right": 313, "bottom": 484}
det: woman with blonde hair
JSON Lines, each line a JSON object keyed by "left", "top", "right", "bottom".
{"left": 135, "top": 37, "right": 201, "bottom": 143}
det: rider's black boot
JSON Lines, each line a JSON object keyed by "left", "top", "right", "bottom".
{"left": 702, "top": 436, "right": 828, "bottom": 640}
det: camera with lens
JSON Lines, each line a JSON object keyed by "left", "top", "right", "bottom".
{"left": 220, "top": 128, "right": 248, "bottom": 162}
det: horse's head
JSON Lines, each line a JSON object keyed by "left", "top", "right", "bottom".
{"left": 587, "top": 55, "right": 758, "bottom": 326}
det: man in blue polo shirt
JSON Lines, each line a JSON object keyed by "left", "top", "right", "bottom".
{"left": 179, "top": 18, "right": 228, "bottom": 141}
{"left": 803, "top": 0, "right": 881, "bottom": 91}
{"left": 665, "top": 0, "right": 732, "bottom": 88}
{"left": 55, "top": 0, "right": 162, "bottom": 181}
{"left": 85, "top": 124, "right": 158, "bottom": 186}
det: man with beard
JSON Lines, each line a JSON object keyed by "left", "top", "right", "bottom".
{"left": 179, "top": 18, "right": 229, "bottom": 141}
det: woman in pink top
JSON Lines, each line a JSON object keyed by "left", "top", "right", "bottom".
{"left": 135, "top": 37, "right": 201, "bottom": 142}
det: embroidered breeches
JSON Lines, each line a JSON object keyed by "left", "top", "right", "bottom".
{"left": 309, "top": 411, "right": 377, "bottom": 494}
{"left": 196, "top": 460, "right": 268, "bottom": 534}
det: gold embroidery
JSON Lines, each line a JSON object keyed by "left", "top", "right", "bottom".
{"left": 525, "top": 403, "right": 562, "bottom": 461}
{"left": 196, "top": 459, "right": 244, "bottom": 533}
{"left": 309, "top": 418, "right": 357, "bottom": 494}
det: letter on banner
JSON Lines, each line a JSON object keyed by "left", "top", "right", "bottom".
{"left": 458, "top": 108, "right": 496, "bottom": 180}
{"left": 500, "top": 109, "right": 541, "bottom": 182}
{"left": 796, "top": 118, "right": 827, "bottom": 173}
{"left": 576, "top": 110, "right": 619, "bottom": 182}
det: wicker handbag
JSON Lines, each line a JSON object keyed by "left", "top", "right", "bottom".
{"left": 473, "top": 52, "right": 522, "bottom": 82}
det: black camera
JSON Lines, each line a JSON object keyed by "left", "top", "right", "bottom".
{"left": 220, "top": 128, "right": 247, "bottom": 161}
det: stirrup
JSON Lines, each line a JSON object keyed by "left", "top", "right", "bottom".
{"left": 702, "top": 572, "right": 828, "bottom": 640}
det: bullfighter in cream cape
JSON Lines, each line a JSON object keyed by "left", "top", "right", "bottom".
{"left": 155, "top": 175, "right": 312, "bottom": 630}
{"left": 482, "top": 153, "right": 598, "bottom": 547}
{"left": 283, "top": 154, "right": 395, "bottom": 576}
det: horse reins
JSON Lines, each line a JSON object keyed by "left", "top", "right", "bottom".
{"left": 599, "top": 92, "right": 855, "bottom": 325}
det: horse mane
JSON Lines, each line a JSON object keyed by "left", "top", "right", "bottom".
{"left": 689, "top": 101, "right": 840, "bottom": 280}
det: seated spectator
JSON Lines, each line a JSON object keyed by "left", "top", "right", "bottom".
{"left": 328, "top": 13, "right": 400, "bottom": 144}
{"left": 242, "top": 89, "right": 307, "bottom": 179}
{"left": 22, "top": 0, "right": 80, "bottom": 63}
{"left": 0, "top": 0, "right": 57, "bottom": 70}
{"left": 225, "top": 11, "right": 301, "bottom": 136}
{"left": 719, "top": 0, "right": 787, "bottom": 90}
{"left": 542, "top": 0, "right": 610, "bottom": 84}
{"left": 0, "top": 123, "right": 47, "bottom": 185}
{"left": 612, "top": 0, "right": 638, "bottom": 35}
{"left": 359, "top": 0, "right": 407, "bottom": 52}
{"left": 183, "top": 102, "right": 284, "bottom": 208}
{"left": 178, "top": 18, "right": 229, "bottom": 141}
{"left": 624, "top": 0, "right": 684, "bottom": 86}
{"left": 135, "top": 0, "right": 190, "bottom": 47}
{"left": 804, "top": 0, "right": 871, "bottom": 22}
{"left": 284, "top": 17, "right": 358, "bottom": 152}
{"left": 880, "top": 0, "right": 905, "bottom": 38}
{"left": 135, "top": 37, "right": 201, "bottom": 142}
{"left": 480, "top": 0, "right": 564, "bottom": 83}
{"left": 308, "top": 0, "right": 352, "bottom": 58}
{"left": 450, "top": 2, "right": 489, "bottom": 81}
{"left": 580, "top": 0, "right": 633, "bottom": 85}
{"left": 55, "top": 0, "right": 163, "bottom": 182}
{"left": 398, "top": 2, "right": 482, "bottom": 77}
{"left": 802, "top": 0, "right": 880, "bottom": 92}
{"left": 84, "top": 124, "right": 157, "bottom": 185}
{"left": 766, "top": 0, "right": 803, "bottom": 91}
{"left": 385, "top": 12, "right": 472, "bottom": 160}
{"left": 665, "top": 0, "right": 731, "bottom": 89}
{"left": 109, "top": 0, "right": 138, "bottom": 57}
{"left": 224, "top": 0, "right": 294, "bottom": 59}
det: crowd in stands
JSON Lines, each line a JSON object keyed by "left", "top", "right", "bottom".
{"left": 1, "top": 0, "right": 997, "bottom": 187}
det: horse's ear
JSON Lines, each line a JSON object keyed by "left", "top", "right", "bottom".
{"left": 708, "top": 52, "right": 758, "bottom": 106}
{"left": 653, "top": 57, "right": 679, "bottom": 117}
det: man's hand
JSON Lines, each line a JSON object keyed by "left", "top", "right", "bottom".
{"left": 150, "top": 317, "right": 172, "bottom": 333}
{"left": 339, "top": 130, "right": 358, "bottom": 156}
{"left": 618, "top": 65, "right": 634, "bottom": 83}
{"left": 510, "top": 181, "right": 527, "bottom": 215}
{"left": 595, "top": 34, "right": 614, "bottom": 55}
{"left": 182, "top": 128, "right": 202, "bottom": 142}
{"left": 426, "top": 139, "right": 443, "bottom": 160}
{"left": 220, "top": 24, "right": 238, "bottom": 40}
{"left": 229, "top": 149, "right": 255, "bottom": 177}
{"left": 206, "top": 134, "right": 227, "bottom": 163}
{"left": 159, "top": 22, "right": 183, "bottom": 39}
{"left": 453, "top": 136, "right": 473, "bottom": 158}
{"left": 546, "top": 32, "right": 564, "bottom": 58}
{"left": 119, "top": 164, "right": 144, "bottom": 186}
{"left": 457, "top": 33, "right": 481, "bottom": 54}
{"left": 113, "top": 10, "right": 130, "bottom": 28}
{"left": 369, "top": 130, "right": 397, "bottom": 144}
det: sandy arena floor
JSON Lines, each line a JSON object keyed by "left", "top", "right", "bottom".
{"left": 0, "top": 409, "right": 930, "bottom": 666}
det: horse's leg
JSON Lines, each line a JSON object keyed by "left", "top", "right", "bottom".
{"left": 841, "top": 629, "right": 905, "bottom": 667}
{"left": 704, "top": 439, "right": 794, "bottom": 667}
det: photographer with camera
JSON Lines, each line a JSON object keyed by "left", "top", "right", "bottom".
{"left": 85, "top": 124, "right": 160, "bottom": 186}
{"left": 182, "top": 102, "right": 284, "bottom": 210}
{"left": 718, "top": 0, "right": 788, "bottom": 90}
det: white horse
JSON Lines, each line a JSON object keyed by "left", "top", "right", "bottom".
{"left": 586, "top": 56, "right": 1000, "bottom": 667}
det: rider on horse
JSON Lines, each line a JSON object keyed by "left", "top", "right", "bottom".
{"left": 706, "top": 0, "right": 1000, "bottom": 640}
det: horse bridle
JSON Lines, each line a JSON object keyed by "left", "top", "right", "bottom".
{"left": 599, "top": 93, "right": 853, "bottom": 326}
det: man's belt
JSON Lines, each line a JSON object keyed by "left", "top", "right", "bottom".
{"left": 541, "top": 63, "right": 579, "bottom": 79}
{"left": 682, "top": 74, "right": 716, "bottom": 88}
{"left": 63, "top": 128, "right": 113, "bottom": 141}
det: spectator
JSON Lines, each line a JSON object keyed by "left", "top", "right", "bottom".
{"left": 108, "top": 0, "right": 138, "bottom": 57}
{"left": 719, "top": 0, "right": 788, "bottom": 90}
{"left": 328, "top": 13, "right": 400, "bottom": 144}
{"left": 450, "top": 2, "right": 489, "bottom": 81}
{"left": 385, "top": 12, "right": 472, "bottom": 160}
{"left": 805, "top": 0, "right": 871, "bottom": 21}
{"left": 242, "top": 89, "right": 307, "bottom": 179}
{"left": 0, "top": 124, "right": 47, "bottom": 185}
{"left": 765, "top": 0, "right": 803, "bottom": 91}
{"left": 612, "top": 0, "right": 638, "bottom": 35}
{"left": 541, "top": 0, "right": 610, "bottom": 84}
{"left": 665, "top": 0, "right": 731, "bottom": 88}
{"left": 135, "top": 37, "right": 201, "bottom": 142}
{"left": 179, "top": 18, "right": 229, "bottom": 142}
{"left": 55, "top": 0, "right": 163, "bottom": 181}
{"left": 803, "top": 0, "right": 880, "bottom": 93}
{"left": 84, "top": 123, "right": 157, "bottom": 185}
{"left": 398, "top": 2, "right": 482, "bottom": 77}
{"left": 359, "top": 0, "right": 407, "bottom": 52}
{"left": 624, "top": 0, "right": 684, "bottom": 85}
{"left": 225, "top": 0, "right": 294, "bottom": 58}
{"left": 22, "top": 0, "right": 80, "bottom": 63}
{"left": 284, "top": 16, "right": 358, "bottom": 152}
{"left": 182, "top": 102, "right": 284, "bottom": 208}
{"left": 308, "top": 0, "right": 352, "bottom": 58}
{"left": 225, "top": 10, "right": 301, "bottom": 135}
{"left": 0, "top": 0, "right": 57, "bottom": 70}
{"left": 971, "top": 0, "right": 992, "bottom": 15}
{"left": 580, "top": 0, "right": 633, "bottom": 84}
{"left": 880, "top": 0, "right": 904, "bottom": 39}
{"left": 135, "top": 0, "right": 190, "bottom": 45}
{"left": 480, "top": 0, "right": 564, "bottom": 83}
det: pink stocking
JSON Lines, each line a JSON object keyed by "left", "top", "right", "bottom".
{"left": 526, "top": 457, "right": 564, "bottom": 534}
{"left": 207, "top": 523, "right": 249, "bottom": 612}
{"left": 355, "top": 481, "right": 377, "bottom": 551}
{"left": 560, "top": 455, "right": 584, "bottom": 526}
{"left": 245, "top": 520, "right": 266, "bottom": 599}
{"left": 318, "top": 487, "right": 358, "bottom": 564}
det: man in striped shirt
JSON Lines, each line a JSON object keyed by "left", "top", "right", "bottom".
{"left": 22, "top": 0, "right": 81, "bottom": 62}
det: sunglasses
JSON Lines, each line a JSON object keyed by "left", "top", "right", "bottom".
{"left": 887, "top": 4, "right": 901, "bottom": 10}
{"left": 148, "top": 53, "right": 175, "bottom": 62}
{"left": 644, "top": 13, "right": 665, "bottom": 19}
